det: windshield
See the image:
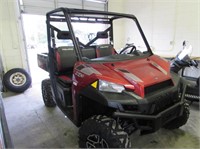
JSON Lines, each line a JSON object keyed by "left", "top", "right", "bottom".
{"left": 112, "top": 18, "right": 148, "bottom": 54}
{"left": 177, "top": 44, "right": 193, "bottom": 61}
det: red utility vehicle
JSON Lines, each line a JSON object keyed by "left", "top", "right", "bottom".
{"left": 38, "top": 8, "right": 189, "bottom": 148}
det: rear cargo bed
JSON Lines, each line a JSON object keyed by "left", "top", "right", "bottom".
{"left": 37, "top": 53, "right": 49, "bottom": 72}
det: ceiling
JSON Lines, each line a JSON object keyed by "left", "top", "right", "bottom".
{"left": 19, "top": 0, "right": 108, "bottom": 15}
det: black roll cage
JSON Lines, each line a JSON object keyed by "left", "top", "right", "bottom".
{"left": 46, "top": 7, "right": 152, "bottom": 61}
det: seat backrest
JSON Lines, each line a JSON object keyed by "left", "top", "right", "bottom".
{"left": 55, "top": 46, "right": 77, "bottom": 73}
{"left": 55, "top": 46, "right": 97, "bottom": 73}
{"left": 82, "top": 47, "right": 96, "bottom": 59}
{"left": 96, "top": 44, "right": 115, "bottom": 57}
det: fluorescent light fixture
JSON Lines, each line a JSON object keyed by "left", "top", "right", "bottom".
{"left": 19, "top": 0, "right": 23, "bottom": 5}
{"left": 85, "top": 0, "right": 108, "bottom": 4}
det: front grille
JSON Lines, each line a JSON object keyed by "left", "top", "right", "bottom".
{"left": 149, "top": 91, "right": 179, "bottom": 114}
{"left": 145, "top": 80, "right": 173, "bottom": 95}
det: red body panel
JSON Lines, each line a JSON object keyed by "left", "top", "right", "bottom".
{"left": 73, "top": 55, "right": 171, "bottom": 98}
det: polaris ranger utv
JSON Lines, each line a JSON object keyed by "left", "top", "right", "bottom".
{"left": 38, "top": 8, "right": 189, "bottom": 148}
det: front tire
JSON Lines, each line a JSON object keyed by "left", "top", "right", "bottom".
{"left": 41, "top": 79, "right": 56, "bottom": 107}
{"left": 79, "top": 115, "right": 131, "bottom": 148}
{"left": 163, "top": 103, "right": 189, "bottom": 129}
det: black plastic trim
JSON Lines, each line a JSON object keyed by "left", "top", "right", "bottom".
{"left": 113, "top": 101, "right": 183, "bottom": 120}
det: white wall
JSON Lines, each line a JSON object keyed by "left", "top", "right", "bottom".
{"left": 0, "top": 0, "right": 28, "bottom": 72}
{"left": 108, "top": 0, "right": 200, "bottom": 57}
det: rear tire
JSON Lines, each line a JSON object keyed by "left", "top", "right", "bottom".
{"left": 41, "top": 79, "right": 56, "bottom": 107}
{"left": 79, "top": 115, "right": 131, "bottom": 148}
{"left": 163, "top": 103, "right": 189, "bottom": 129}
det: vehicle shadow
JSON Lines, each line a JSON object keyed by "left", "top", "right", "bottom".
{"left": 130, "top": 128, "right": 200, "bottom": 148}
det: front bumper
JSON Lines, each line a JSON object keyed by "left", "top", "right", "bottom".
{"left": 113, "top": 100, "right": 184, "bottom": 134}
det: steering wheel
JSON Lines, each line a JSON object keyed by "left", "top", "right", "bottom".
{"left": 119, "top": 43, "right": 137, "bottom": 54}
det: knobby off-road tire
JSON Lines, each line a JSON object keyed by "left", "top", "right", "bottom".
{"left": 185, "top": 85, "right": 200, "bottom": 102}
{"left": 163, "top": 103, "right": 189, "bottom": 129}
{"left": 41, "top": 79, "right": 56, "bottom": 107}
{"left": 79, "top": 115, "right": 131, "bottom": 148}
{"left": 196, "top": 77, "right": 199, "bottom": 86}
{"left": 3, "top": 68, "right": 32, "bottom": 93}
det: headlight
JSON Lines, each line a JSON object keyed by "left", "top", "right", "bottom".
{"left": 98, "top": 80, "right": 125, "bottom": 93}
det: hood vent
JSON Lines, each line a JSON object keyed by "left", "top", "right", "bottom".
{"left": 145, "top": 80, "right": 173, "bottom": 95}
{"left": 118, "top": 69, "right": 129, "bottom": 73}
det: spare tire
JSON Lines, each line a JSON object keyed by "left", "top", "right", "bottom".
{"left": 3, "top": 68, "right": 32, "bottom": 93}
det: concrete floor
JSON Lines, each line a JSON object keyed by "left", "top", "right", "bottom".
{"left": 2, "top": 83, "right": 200, "bottom": 148}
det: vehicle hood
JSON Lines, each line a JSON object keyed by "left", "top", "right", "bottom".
{"left": 84, "top": 55, "right": 172, "bottom": 97}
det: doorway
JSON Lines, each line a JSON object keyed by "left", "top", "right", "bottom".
{"left": 22, "top": 14, "right": 48, "bottom": 85}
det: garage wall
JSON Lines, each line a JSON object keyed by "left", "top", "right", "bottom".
{"left": 108, "top": 0, "right": 200, "bottom": 58}
{"left": 0, "top": 0, "right": 28, "bottom": 72}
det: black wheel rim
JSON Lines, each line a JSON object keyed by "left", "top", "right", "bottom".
{"left": 86, "top": 134, "right": 109, "bottom": 148}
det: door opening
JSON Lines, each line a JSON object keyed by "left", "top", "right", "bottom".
{"left": 22, "top": 14, "right": 48, "bottom": 85}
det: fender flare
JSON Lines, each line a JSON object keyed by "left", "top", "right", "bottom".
{"left": 79, "top": 86, "right": 109, "bottom": 107}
